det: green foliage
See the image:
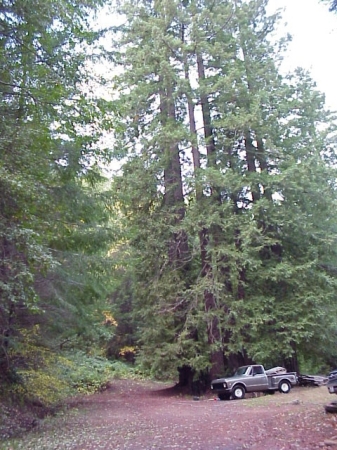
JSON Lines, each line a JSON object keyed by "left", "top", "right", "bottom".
{"left": 1, "top": 325, "right": 141, "bottom": 407}
{"left": 0, "top": 0, "right": 120, "bottom": 393}
{"left": 1, "top": 0, "right": 336, "bottom": 400}
{"left": 6, "top": 351, "right": 141, "bottom": 407}
{"left": 58, "top": 351, "right": 141, "bottom": 395}
{"left": 2, "top": 326, "right": 71, "bottom": 406}
{"left": 108, "top": 0, "right": 337, "bottom": 381}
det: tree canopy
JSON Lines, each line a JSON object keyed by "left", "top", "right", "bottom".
{"left": 0, "top": 0, "right": 117, "bottom": 392}
{"left": 1, "top": 0, "right": 337, "bottom": 402}
{"left": 108, "top": 0, "right": 337, "bottom": 383}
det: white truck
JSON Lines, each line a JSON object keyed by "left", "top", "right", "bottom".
{"left": 211, "top": 364, "right": 298, "bottom": 400}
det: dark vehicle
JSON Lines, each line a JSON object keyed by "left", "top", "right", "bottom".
{"left": 211, "top": 364, "right": 297, "bottom": 400}
{"left": 325, "top": 369, "right": 337, "bottom": 413}
{"left": 327, "top": 369, "right": 337, "bottom": 394}
{"left": 298, "top": 374, "right": 328, "bottom": 387}
{"left": 329, "top": 369, "right": 337, "bottom": 380}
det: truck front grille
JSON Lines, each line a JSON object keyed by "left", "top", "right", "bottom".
{"left": 212, "top": 383, "right": 224, "bottom": 390}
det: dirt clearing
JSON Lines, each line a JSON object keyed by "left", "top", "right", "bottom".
{"left": 1, "top": 379, "right": 337, "bottom": 450}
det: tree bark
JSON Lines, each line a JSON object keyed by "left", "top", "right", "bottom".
{"left": 195, "top": 52, "right": 225, "bottom": 379}
{"left": 196, "top": 53, "right": 216, "bottom": 166}
{"left": 159, "top": 73, "right": 189, "bottom": 269}
{"left": 244, "top": 130, "right": 260, "bottom": 202}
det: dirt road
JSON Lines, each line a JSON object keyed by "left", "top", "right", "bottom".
{"left": 2, "top": 379, "right": 337, "bottom": 450}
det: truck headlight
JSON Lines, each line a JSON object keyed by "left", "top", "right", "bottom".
{"left": 223, "top": 382, "right": 227, "bottom": 388}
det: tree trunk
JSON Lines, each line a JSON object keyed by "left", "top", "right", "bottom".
{"left": 196, "top": 53, "right": 216, "bottom": 166}
{"left": 159, "top": 78, "right": 189, "bottom": 269}
{"left": 244, "top": 130, "right": 260, "bottom": 202}
{"left": 196, "top": 52, "right": 225, "bottom": 379}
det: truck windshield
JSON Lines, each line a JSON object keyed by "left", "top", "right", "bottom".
{"left": 234, "top": 366, "right": 250, "bottom": 376}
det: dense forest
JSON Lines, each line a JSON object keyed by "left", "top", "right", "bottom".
{"left": 1, "top": 0, "right": 337, "bottom": 406}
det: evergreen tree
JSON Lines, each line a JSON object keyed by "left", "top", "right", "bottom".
{"left": 109, "top": 0, "right": 337, "bottom": 383}
{"left": 110, "top": 0, "right": 196, "bottom": 382}
{"left": 0, "top": 0, "right": 112, "bottom": 380}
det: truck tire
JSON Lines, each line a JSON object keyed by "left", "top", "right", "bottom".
{"left": 325, "top": 403, "right": 337, "bottom": 413}
{"left": 218, "top": 393, "right": 231, "bottom": 401}
{"left": 232, "top": 385, "right": 245, "bottom": 400}
{"left": 279, "top": 380, "right": 291, "bottom": 394}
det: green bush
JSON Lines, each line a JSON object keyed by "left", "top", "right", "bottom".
{"left": 3, "top": 348, "right": 143, "bottom": 408}
{"left": 59, "top": 351, "right": 143, "bottom": 395}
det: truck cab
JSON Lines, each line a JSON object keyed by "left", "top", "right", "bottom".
{"left": 234, "top": 365, "right": 269, "bottom": 392}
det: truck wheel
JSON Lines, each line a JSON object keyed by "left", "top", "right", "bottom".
{"left": 218, "top": 393, "right": 231, "bottom": 401}
{"left": 279, "top": 380, "right": 291, "bottom": 394}
{"left": 325, "top": 403, "right": 337, "bottom": 413}
{"left": 232, "top": 386, "right": 245, "bottom": 400}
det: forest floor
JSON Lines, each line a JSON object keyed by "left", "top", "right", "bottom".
{"left": 2, "top": 379, "right": 337, "bottom": 449}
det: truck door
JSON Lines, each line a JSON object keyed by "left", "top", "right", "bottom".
{"left": 250, "top": 365, "right": 269, "bottom": 391}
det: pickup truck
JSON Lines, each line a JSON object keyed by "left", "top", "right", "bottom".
{"left": 211, "top": 364, "right": 298, "bottom": 400}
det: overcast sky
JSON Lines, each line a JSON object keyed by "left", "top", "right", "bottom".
{"left": 267, "top": 0, "right": 337, "bottom": 110}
